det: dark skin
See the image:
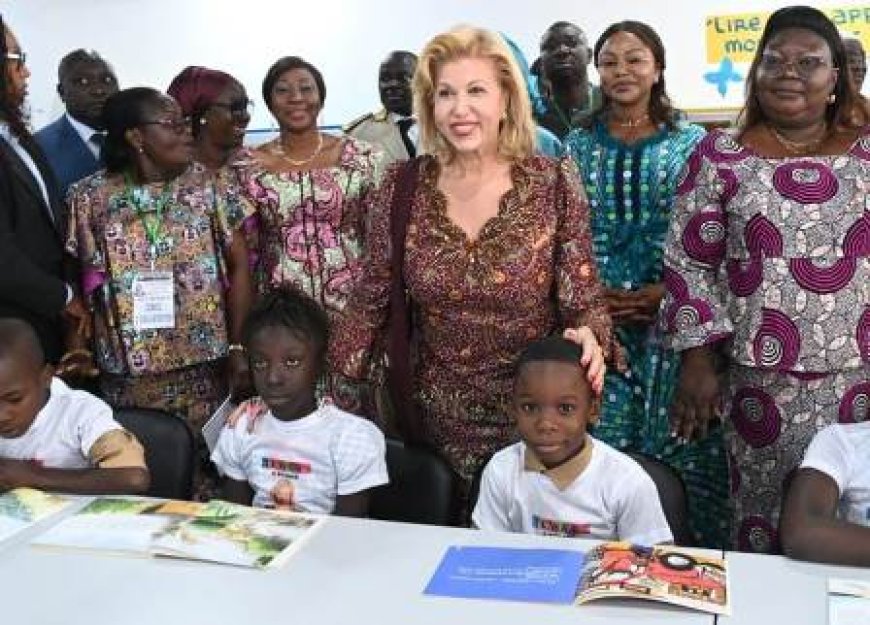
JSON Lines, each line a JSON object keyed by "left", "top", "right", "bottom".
{"left": 64, "top": 97, "right": 253, "bottom": 395}
{"left": 256, "top": 67, "right": 343, "bottom": 173}
{"left": 1, "top": 28, "right": 91, "bottom": 354}
{"left": 222, "top": 325, "right": 370, "bottom": 516}
{"left": 844, "top": 38, "right": 867, "bottom": 92}
{"left": 378, "top": 51, "right": 416, "bottom": 117}
{"left": 58, "top": 58, "right": 118, "bottom": 130}
{"left": 0, "top": 343, "right": 149, "bottom": 495}
{"left": 672, "top": 28, "right": 858, "bottom": 442}
{"left": 196, "top": 80, "right": 251, "bottom": 171}
{"left": 513, "top": 361, "right": 596, "bottom": 470}
{"left": 539, "top": 23, "right": 592, "bottom": 112}
{"left": 780, "top": 468, "right": 870, "bottom": 566}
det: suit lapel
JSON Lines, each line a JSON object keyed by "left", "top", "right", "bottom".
{"left": 60, "top": 116, "right": 99, "bottom": 169}
{"left": 0, "top": 136, "right": 62, "bottom": 232}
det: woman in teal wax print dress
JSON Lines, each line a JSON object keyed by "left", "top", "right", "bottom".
{"left": 566, "top": 21, "right": 727, "bottom": 547}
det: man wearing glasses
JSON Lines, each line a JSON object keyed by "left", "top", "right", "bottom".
{"left": 35, "top": 49, "right": 119, "bottom": 197}
{"left": 0, "top": 17, "right": 90, "bottom": 365}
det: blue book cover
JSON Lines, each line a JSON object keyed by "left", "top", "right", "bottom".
{"left": 424, "top": 545, "right": 585, "bottom": 604}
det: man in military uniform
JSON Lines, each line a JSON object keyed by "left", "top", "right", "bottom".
{"left": 345, "top": 50, "right": 417, "bottom": 166}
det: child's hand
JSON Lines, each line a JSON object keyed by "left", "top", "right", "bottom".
{"left": 563, "top": 326, "right": 606, "bottom": 395}
{"left": 224, "top": 397, "right": 267, "bottom": 433}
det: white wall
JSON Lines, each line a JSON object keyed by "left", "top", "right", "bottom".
{"left": 3, "top": 0, "right": 857, "bottom": 131}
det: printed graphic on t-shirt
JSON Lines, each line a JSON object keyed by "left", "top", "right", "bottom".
{"left": 532, "top": 514, "right": 592, "bottom": 538}
{"left": 260, "top": 456, "right": 312, "bottom": 511}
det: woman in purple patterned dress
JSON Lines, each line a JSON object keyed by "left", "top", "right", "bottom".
{"left": 662, "top": 6, "right": 870, "bottom": 553}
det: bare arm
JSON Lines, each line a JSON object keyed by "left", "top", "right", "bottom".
{"left": 780, "top": 468, "right": 870, "bottom": 566}
{"left": 225, "top": 231, "right": 254, "bottom": 400}
{"left": 333, "top": 490, "right": 371, "bottom": 518}
{"left": 0, "top": 458, "right": 148, "bottom": 495}
{"left": 221, "top": 477, "right": 255, "bottom": 506}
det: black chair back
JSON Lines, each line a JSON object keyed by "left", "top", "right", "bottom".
{"left": 627, "top": 452, "right": 695, "bottom": 546}
{"left": 369, "top": 439, "right": 455, "bottom": 525}
{"left": 113, "top": 408, "right": 195, "bottom": 501}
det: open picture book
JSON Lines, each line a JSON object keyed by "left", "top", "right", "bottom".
{"left": 31, "top": 497, "right": 323, "bottom": 569}
{"left": 0, "top": 488, "right": 73, "bottom": 544}
{"left": 425, "top": 541, "right": 729, "bottom": 615}
{"left": 576, "top": 542, "right": 730, "bottom": 615}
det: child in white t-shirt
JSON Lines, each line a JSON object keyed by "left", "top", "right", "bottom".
{"left": 211, "top": 288, "right": 388, "bottom": 515}
{"left": 472, "top": 336, "right": 672, "bottom": 545}
{"left": 781, "top": 422, "right": 870, "bottom": 566}
{"left": 0, "top": 318, "right": 149, "bottom": 494}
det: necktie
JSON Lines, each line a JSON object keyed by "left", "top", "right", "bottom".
{"left": 397, "top": 117, "right": 416, "bottom": 158}
{"left": 91, "top": 132, "right": 106, "bottom": 159}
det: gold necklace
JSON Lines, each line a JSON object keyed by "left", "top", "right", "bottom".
{"left": 613, "top": 113, "right": 650, "bottom": 128}
{"left": 275, "top": 132, "right": 324, "bottom": 167}
{"left": 767, "top": 123, "right": 829, "bottom": 155}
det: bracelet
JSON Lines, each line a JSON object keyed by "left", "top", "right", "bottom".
{"left": 228, "top": 344, "right": 246, "bottom": 354}
{"left": 59, "top": 348, "right": 92, "bottom": 363}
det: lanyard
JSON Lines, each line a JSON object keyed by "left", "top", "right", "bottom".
{"left": 124, "top": 171, "right": 174, "bottom": 267}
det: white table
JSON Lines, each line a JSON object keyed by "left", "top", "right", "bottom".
{"left": 0, "top": 509, "right": 716, "bottom": 625}
{"left": 722, "top": 550, "right": 870, "bottom": 625}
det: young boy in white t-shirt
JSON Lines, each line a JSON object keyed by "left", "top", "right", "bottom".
{"left": 212, "top": 288, "right": 388, "bottom": 516}
{"left": 0, "top": 318, "right": 149, "bottom": 494}
{"left": 472, "top": 336, "right": 672, "bottom": 545}
{"left": 781, "top": 421, "right": 870, "bottom": 566}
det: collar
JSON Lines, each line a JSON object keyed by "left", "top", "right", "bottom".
{"left": 386, "top": 110, "right": 415, "bottom": 124}
{"left": 523, "top": 436, "right": 594, "bottom": 491}
{"left": 65, "top": 113, "right": 99, "bottom": 145}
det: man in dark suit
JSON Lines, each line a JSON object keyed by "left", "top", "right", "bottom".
{"left": 0, "top": 18, "right": 88, "bottom": 363}
{"left": 35, "top": 49, "right": 118, "bottom": 198}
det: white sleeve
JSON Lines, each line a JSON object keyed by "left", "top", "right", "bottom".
{"left": 74, "top": 395, "right": 125, "bottom": 459}
{"left": 334, "top": 418, "right": 388, "bottom": 496}
{"left": 210, "top": 421, "right": 248, "bottom": 482}
{"left": 471, "top": 456, "right": 513, "bottom": 532}
{"left": 616, "top": 469, "right": 674, "bottom": 545}
{"left": 800, "top": 425, "right": 851, "bottom": 493}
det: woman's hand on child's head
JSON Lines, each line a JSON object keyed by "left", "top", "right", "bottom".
{"left": 224, "top": 397, "right": 267, "bottom": 434}
{"left": 563, "top": 326, "right": 606, "bottom": 395}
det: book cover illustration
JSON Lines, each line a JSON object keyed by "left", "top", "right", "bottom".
{"left": 32, "top": 497, "right": 322, "bottom": 569}
{"left": 576, "top": 542, "right": 730, "bottom": 615}
{"left": 0, "top": 488, "right": 72, "bottom": 543}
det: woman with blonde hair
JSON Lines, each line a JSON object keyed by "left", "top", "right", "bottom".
{"left": 331, "top": 26, "right": 611, "bottom": 511}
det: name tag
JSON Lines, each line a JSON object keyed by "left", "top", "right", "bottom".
{"left": 132, "top": 271, "right": 175, "bottom": 331}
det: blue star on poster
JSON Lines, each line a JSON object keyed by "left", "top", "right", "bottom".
{"left": 705, "top": 57, "right": 743, "bottom": 97}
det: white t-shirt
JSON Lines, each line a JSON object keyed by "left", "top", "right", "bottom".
{"left": 0, "top": 377, "right": 126, "bottom": 468}
{"left": 211, "top": 403, "right": 388, "bottom": 513}
{"left": 472, "top": 437, "right": 673, "bottom": 545}
{"left": 801, "top": 422, "right": 870, "bottom": 527}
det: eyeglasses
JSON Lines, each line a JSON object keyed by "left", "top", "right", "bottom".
{"left": 5, "top": 52, "right": 26, "bottom": 69}
{"left": 210, "top": 98, "right": 254, "bottom": 120}
{"left": 140, "top": 117, "right": 192, "bottom": 134}
{"left": 758, "top": 54, "right": 835, "bottom": 79}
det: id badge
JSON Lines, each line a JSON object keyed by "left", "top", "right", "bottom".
{"left": 132, "top": 271, "right": 175, "bottom": 331}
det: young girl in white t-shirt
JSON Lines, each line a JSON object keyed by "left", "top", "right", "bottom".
{"left": 211, "top": 288, "right": 387, "bottom": 515}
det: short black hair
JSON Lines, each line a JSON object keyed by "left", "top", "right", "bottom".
{"left": 242, "top": 287, "right": 330, "bottom": 367}
{"left": 57, "top": 49, "right": 110, "bottom": 83}
{"left": 102, "top": 87, "right": 167, "bottom": 173}
{"left": 0, "top": 317, "right": 45, "bottom": 368}
{"left": 514, "top": 335, "right": 587, "bottom": 378}
{"left": 262, "top": 56, "right": 326, "bottom": 110}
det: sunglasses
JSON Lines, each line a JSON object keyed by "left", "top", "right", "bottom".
{"left": 140, "top": 116, "right": 192, "bottom": 135}
{"left": 210, "top": 98, "right": 254, "bottom": 120}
